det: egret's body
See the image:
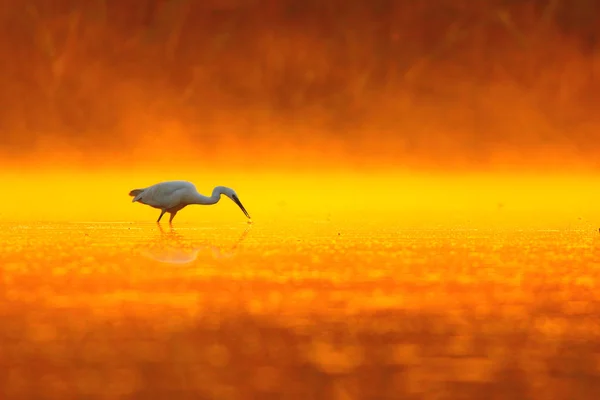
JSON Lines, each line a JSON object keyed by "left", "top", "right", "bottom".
{"left": 129, "top": 180, "right": 250, "bottom": 224}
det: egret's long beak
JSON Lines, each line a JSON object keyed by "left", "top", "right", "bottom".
{"left": 232, "top": 195, "right": 251, "bottom": 219}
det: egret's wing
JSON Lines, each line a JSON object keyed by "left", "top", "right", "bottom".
{"left": 138, "top": 182, "right": 188, "bottom": 208}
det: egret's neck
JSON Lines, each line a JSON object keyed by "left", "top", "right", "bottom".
{"left": 191, "top": 188, "right": 222, "bottom": 205}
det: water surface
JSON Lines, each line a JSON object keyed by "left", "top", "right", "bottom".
{"left": 1, "top": 222, "right": 599, "bottom": 399}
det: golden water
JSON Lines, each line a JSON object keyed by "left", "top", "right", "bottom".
{"left": 1, "top": 220, "right": 600, "bottom": 399}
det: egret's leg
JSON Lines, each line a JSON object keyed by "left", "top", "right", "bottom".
{"left": 157, "top": 209, "right": 167, "bottom": 223}
{"left": 169, "top": 212, "right": 178, "bottom": 224}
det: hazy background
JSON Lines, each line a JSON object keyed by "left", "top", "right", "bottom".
{"left": 0, "top": 0, "right": 598, "bottom": 172}
{"left": 1, "top": 0, "right": 600, "bottom": 226}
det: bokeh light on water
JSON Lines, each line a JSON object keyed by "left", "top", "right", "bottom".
{"left": 1, "top": 221, "right": 600, "bottom": 399}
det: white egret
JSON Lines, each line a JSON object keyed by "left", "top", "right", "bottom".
{"left": 129, "top": 180, "right": 251, "bottom": 224}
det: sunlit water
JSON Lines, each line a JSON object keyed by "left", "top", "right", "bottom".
{"left": 1, "top": 221, "right": 600, "bottom": 399}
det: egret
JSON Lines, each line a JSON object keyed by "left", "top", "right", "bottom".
{"left": 128, "top": 180, "right": 251, "bottom": 224}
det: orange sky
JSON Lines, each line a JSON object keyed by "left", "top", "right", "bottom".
{"left": 0, "top": 0, "right": 598, "bottom": 173}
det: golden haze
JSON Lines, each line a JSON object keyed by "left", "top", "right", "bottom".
{"left": 1, "top": 168, "right": 599, "bottom": 229}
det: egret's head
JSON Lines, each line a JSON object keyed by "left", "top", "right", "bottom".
{"left": 216, "top": 186, "right": 251, "bottom": 219}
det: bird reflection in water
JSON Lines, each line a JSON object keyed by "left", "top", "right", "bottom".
{"left": 138, "top": 224, "right": 251, "bottom": 264}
